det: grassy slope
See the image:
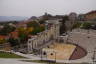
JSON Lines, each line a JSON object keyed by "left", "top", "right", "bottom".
{"left": 0, "top": 51, "right": 25, "bottom": 58}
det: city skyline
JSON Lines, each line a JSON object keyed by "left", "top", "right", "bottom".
{"left": 0, "top": 0, "right": 96, "bottom": 17}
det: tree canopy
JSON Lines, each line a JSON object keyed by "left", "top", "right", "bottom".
{"left": 0, "top": 24, "right": 16, "bottom": 35}
{"left": 27, "top": 21, "right": 45, "bottom": 35}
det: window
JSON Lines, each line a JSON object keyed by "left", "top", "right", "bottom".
{"left": 50, "top": 53, "right": 53, "bottom": 55}
{"left": 43, "top": 52, "right": 46, "bottom": 55}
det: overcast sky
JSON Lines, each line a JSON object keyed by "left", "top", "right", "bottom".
{"left": 0, "top": 0, "right": 96, "bottom": 17}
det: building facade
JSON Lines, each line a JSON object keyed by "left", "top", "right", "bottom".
{"left": 27, "top": 20, "right": 60, "bottom": 53}
{"left": 85, "top": 11, "right": 96, "bottom": 21}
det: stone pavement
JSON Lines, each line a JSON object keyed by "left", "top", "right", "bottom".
{"left": 0, "top": 58, "right": 44, "bottom": 64}
{"left": 12, "top": 52, "right": 41, "bottom": 60}
{"left": 66, "top": 29, "right": 96, "bottom": 63}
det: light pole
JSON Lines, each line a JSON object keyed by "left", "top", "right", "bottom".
{"left": 89, "top": 48, "right": 96, "bottom": 64}
{"left": 87, "top": 29, "right": 89, "bottom": 34}
{"left": 52, "top": 51, "right": 56, "bottom": 63}
{"left": 40, "top": 49, "right": 43, "bottom": 61}
{"left": 54, "top": 51, "right": 56, "bottom": 63}
{"left": 92, "top": 48, "right": 96, "bottom": 64}
{"left": 66, "top": 32, "right": 71, "bottom": 44}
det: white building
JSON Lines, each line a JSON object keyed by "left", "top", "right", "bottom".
{"left": 27, "top": 20, "right": 60, "bottom": 53}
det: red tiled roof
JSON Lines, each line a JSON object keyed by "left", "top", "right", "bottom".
{"left": 86, "top": 10, "right": 96, "bottom": 15}
{"left": 0, "top": 35, "right": 7, "bottom": 39}
{"left": 10, "top": 31, "right": 18, "bottom": 38}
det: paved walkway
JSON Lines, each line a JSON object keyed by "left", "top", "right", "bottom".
{"left": 12, "top": 52, "right": 41, "bottom": 60}
{"left": 0, "top": 58, "right": 44, "bottom": 64}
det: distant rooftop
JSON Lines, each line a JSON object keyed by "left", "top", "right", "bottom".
{"left": 85, "top": 10, "right": 96, "bottom": 15}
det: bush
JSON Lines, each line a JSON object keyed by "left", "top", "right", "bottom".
{"left": 72, "top": 22, "right": 82, "bottom": 29}
{"left": 80, "top": 22, "right": 92, "bottom": 29}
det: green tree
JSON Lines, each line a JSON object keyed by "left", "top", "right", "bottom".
{"left": 0, "top": 25, "right": 16, "bottom": 35}
{"left": 39, "top": 20, "right": 46, "bottom": 24}
{"left": 19, "top": 33, "right": 27, "bottom": 40}
{"left": 27, "top": 21, "right": 40, "bottom": 28}
{"left": 18, "top": 31, "right": 28, "bottom": 44}
{"left": 72, "top": 22, "right": 82, "bottom": 29}
{"left": 8, "top": 38, "right": 19, "bottom": 47}
{"left": 81, "top": 22, "right": 92, "bottom": 29}
{"left": 0, "top": 38, "right": 7, "bottom": 44}
{"left": 59, "top": 15, "right": 69, "bottom": 35}
{"left": 30, "top": 27, "right": 41, "bottom": 35}
{"left": 27, "top": 21, "right": 45, "bottom": 35}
